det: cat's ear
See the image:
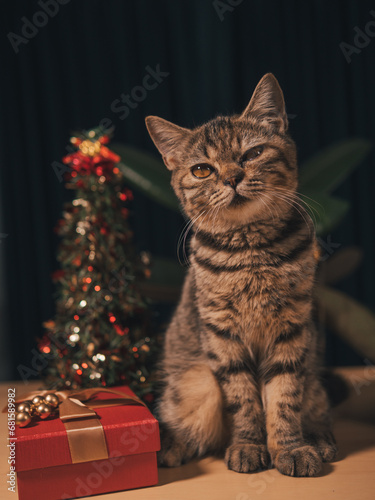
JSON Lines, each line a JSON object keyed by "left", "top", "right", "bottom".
{"left": 240, "top": 73, "right": 288, "bottom": 132}
{"left": 145, "top": 116, "right": 191, "bottom": 170}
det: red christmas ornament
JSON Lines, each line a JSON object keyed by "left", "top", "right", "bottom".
{"left": 63, "top": 134, "right": 120, "bottom": 180}
{"left": 114, "top": 325, "right": 129, "bottom": 336}
{"left": 126, "top": 189, "right": 134, "bottom": 201}
{"left": 51, "top": 270, "right": 65, "bottom": 281}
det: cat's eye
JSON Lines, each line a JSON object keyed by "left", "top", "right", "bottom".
{"left": 242, "top": 146, "right": 264, "bottom": 163}
{"left": 191, "top": 164, "right": 214, "bottom": 178}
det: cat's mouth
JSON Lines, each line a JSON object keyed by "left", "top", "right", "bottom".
{"left": 229, "top": 193, "right": 248, "bottom": 207}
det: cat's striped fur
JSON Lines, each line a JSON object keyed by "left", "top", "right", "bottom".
{"left": 145, "top": 74, "right": 337, "bottom": 477}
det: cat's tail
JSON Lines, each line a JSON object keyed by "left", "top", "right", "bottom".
{"left": 160, "top": 363, "right": 225, "bottom": 456}
{"left": 320, "top": 368, "right": 350, "bottom": 407}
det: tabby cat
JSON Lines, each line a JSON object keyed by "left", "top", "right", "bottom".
{"left": 145, "top": 74, "right": 337, "bottom": 477}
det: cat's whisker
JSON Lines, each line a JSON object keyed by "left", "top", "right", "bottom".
{"left": 293, "top": 195, "right": 322, "bottom": 226}
{"left": 276, "top": 191, "right": 318, "bottom": 229}
{"left": 177, "top": 209, "right": 207, "bottom": 266}
{"left": 177, "top": 216, "right": 197, "bottom": 264}
{"left": 261, "top": 188, "right": 309, "bottom": 221}
{"left": 196, "top": 206, "right": 216, "bottom": 233}
{"left": 259, "top": 192, "right": 281, "bottom": 224}
{"left": 268, "top": 190, "right": 313, "bottom": 221}
{"left": 278, "top": 192, "right": 320, "bottom": 226}
{"left": 269, "top": 186, "right": 321, "bottom": 223}
{"left": 260, "top": 186, "right": 311, "bottom": 217}
{"left": 272, "top": 193, "right": 313, "bottom": 230}
{"left": 212, "top": 205, "right": 222, "bottom": 230}
{"left": 182, "top": 188, "right": 246, "bottom": 268}
{"left": 183, "top": 210, "right": 210, "bottom": 266}
{"left": 263, "top": 193, "right": 284, "bottom": 222}
{"left": 296, "top": 191, "right": 324, "bottom": 210}
{"left": 261, "top": 188, "right": 314, "bottom": 236}
{"left": 258, "top": 196, "right": 276, "bottom": 224}
{"left": 178, "top": 220, "right": 195, "bottom": 266}
{"left": 182, "top": 205, "right": 221, "bottom": 267}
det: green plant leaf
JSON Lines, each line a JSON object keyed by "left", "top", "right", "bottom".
{"left": 318, "top": 246, "right": 363, "bottom": 285}
{"left": 316, "top": 285, "right": 375, "bottom": 363}
{"left": 299, "top": 139, "right": 372, "bottom": 194}
{"left": 112, "top": 144, "right": 180, "bottom": 212}
{"left": 300, "top": 192, "right": 350, "bottom": 236}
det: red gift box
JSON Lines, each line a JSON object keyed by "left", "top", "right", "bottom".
{"left": 14, "top": 386, "right": 160, "bottom": 500}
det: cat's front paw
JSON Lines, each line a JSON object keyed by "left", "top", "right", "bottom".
{"left": 305, "top": 432, "right": 338, "bottom": 462}
{"left": 319, "top": 441, "right": 338, "bottom": 463}
{"left": 273, "top": 445, "right": 322, "bottom": 477}
{"left": 225, "top": 443, "right": 269, "bottom": 473}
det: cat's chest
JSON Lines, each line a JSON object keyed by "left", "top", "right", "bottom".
{"left": 194, "top": 263, "right": 296, "bottom": 356}
{"left": 192, "top": 248, "right": 290, "bottom": 317}
{"left": 190, "top": 233, "right": 313, "bottom": 335}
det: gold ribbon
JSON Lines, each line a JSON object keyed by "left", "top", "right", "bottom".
{"left": 7, "top": 388, "right": 145, "bottom": 464}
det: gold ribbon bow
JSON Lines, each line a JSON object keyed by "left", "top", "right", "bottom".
{"left": 11, "top": 388, "right": 145, "bottom": 464}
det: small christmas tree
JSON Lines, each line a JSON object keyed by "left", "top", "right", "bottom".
{"left": 39, "top": 128, "right": 155, "bottom": 400}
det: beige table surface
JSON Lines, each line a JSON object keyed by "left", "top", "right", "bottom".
{"left": 1, "top": 367, "right": 375, "bottom": 500}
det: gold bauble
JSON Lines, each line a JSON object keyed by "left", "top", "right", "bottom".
{"left": 45, "top": 394, "right": 59, "bottom": 409}
{"left": 87, "top": 342, "right": 95, "bottom": 356}
{"left": 15, "top": 412, "right": 32, "bottom": 428}
{"left": 16, "top": 400, "right": 34, "bottom": 415}
{"left": 35, "top": 403, "right": 52, "bottom": 420}
{"left": 79, "top": 139, "right": 101, "bottom": 157}
{"left": 32, "top": 395, "right": 45, "bottom": 406}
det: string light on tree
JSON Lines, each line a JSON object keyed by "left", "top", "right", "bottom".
{"left": 39, "top": 127, "right": 157, "bottom": 400}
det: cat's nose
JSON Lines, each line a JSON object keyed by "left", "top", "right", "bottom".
{"left": 224, "top": 171, "right": 244, "bottom": 189}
